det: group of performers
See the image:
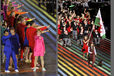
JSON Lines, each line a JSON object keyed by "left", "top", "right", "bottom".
{"left": 58, "top": 0, "right": 100, "bottom": 67}
{"left": 1, "top": 0, "right": 49, "bottom": 73}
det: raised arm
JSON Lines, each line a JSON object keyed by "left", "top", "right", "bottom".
{"left": 83, "top": 39, "right": 90, "bottom": 44}
{"left": 17, "top": 4, "right": 24, "bottom": 8}
{"left": 2, "top": 34, "right": 12, "bottom": 44}
{"left": 35, "top": 26, "right": 46, "bottom": 29}
{"left": 26, "top": 18, "right": 36, "bottom": 21}
{"left": 41, "top": 30, "right": 49, "bottom": 34}
{"left": 16, "top": 11, "right": 28, "bottom": 15}
{"left": 35, "top": 25, "right": 50, "bottom": 29}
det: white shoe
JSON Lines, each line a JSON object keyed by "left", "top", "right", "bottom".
{"left": 33, "top": 68, "right": 36, "bottom": 72}
{"left": 42, "top": 68, "right": 46, "bottom": 71}
{"left": 15, "top": 69, "right": 19, "bottom": 72}
{"left": 5, "top": 70, "right": 10, "bottom": 73}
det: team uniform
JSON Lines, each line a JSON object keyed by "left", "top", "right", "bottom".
{"left": 2, "top": 33, "right": 18, "bottom": 71}
{"left": 82, "top": 40, "right": 89, "bottom": 53}
{"left": 88, "top": 46, "right": 97, "bottom": 67}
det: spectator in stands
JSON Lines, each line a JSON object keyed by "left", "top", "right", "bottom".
{"left": 63, "top": 30, "right": 71, "bottom": 47}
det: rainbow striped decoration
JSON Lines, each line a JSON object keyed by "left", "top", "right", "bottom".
{"left": 58, "top": 39, "right": 111, "bottom": 76}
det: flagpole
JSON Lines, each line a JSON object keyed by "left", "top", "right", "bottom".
{"left": 89, "top": 28, "right": 92, "bottom": 40}
{"left": 88, "top": 24, "right": 94, "bottom": 42}
{"left": 88, "top": 8, "right": 100, "bottom": 41}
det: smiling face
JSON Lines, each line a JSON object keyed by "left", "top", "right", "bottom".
{"left": 84, "top": 36, "right": 88, "bottom": 40}
{"left": 4, "top": 31, "right": 9, "bottom": 36}
{"left": 10, "top": 29, "right": 15, "bottom": 35}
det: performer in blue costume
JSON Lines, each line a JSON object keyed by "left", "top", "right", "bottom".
{"left": 9, "top": 28, "right": 20, "bottom": 69}
{"left": 2, "top": 29, "right": 19, "bottom": 73}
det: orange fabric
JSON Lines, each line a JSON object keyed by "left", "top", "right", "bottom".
{"left": 7, "top": 11, "right": 11, "bottom": 16}
{"left": 7, "top": 11, "right": 27, "bottom": 16}
{"left": 16, "top": 11, "right": 27, "bottom": 15}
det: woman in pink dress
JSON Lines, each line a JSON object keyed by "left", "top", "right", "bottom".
{"left": 33, "top": 29, "right": 49, "bottom": 72}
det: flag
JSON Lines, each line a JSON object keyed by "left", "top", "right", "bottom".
{"left": 95, "top": 8, "right": 106, "bottom": 39}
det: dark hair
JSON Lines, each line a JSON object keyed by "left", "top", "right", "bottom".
{"left": 4, "top": 30, "right": 9, "bottom": 33}
{"left": 10, "top": 27, "right": 15, "bottom": 31}
{"left": 10, "top": 11, "right": 14, "bottom": 17}
{"left": 26, "top": 21, "right": 31, "bottom": 26}
{"left": 37, "top": 29, "right": 42, "bottom": 33}
{"left": 11, "top": 7, "right": 15, "bottom": 10}
{"left": 15, "top": 14, "right": 19, "bottom": 18}
{"left": 2, "top": 24, "right": 5, "bottom": 26}
{"left": 37, "top": 29, "right": 42, "bottom": 32}
{"left": 29, "top": 20, "right": 35, "bottom": 26}
{"left": 17, "top": 15, "right": 23, "bottom": 21}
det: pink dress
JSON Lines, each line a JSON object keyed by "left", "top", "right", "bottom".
{"left": 34, "top": 35, "right": 45, "bottom": 56}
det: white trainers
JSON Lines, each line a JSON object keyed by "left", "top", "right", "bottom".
{"left": 5, "top": 70, "right": 10, "bottom": 73}
{"left": 15, "top": 69, "right": 19, "bottom": 72}
{"left": 42, "top": 68, "right": 46, "bottom": 71}
{"left": 33, "top": 68, "right": 36, "bottom": 72}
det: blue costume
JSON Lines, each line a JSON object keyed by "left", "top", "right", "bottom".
{"left": 23, "top": 27, "right": 29, "bottom": 47}
{"left": 10, "top": 34, "right": 20, "bottom": 55}
{"left": 2, "top": 33, "right": 18, "bottom": 70}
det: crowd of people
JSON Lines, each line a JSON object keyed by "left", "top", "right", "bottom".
{"left": 58, "top": 0, "right": 101, "bottom": 67}
{"left": 1, "top": 0, "right": 50, "bottom": 73}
